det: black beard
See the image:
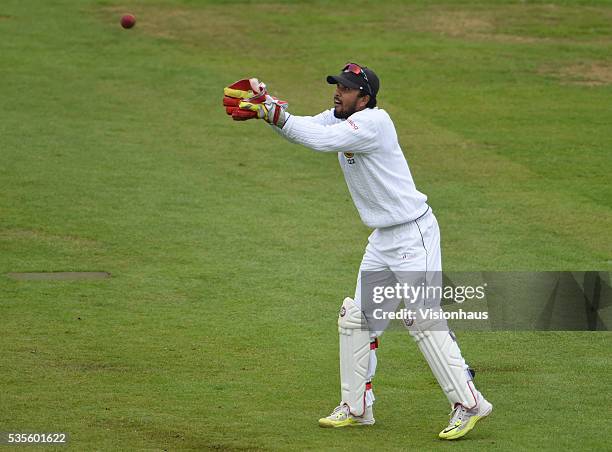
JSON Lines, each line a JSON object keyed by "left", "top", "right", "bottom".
{"left": 333, "top": 106, "right": 357, "bottom": 119}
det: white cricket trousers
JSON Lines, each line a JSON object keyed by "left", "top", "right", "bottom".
{"left": 352, "top": 208, "right": 478, "bottom": 408}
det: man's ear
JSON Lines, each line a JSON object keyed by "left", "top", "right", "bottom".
{"left": 357, "top": 94, "right": 370, "bottom": 110}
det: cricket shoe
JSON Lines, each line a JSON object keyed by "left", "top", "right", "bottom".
{"left": 438, "top": 397, "right": 493, "bottom": 440}
{"left": 318, "top": 404, "right": 375, "bottom": 428}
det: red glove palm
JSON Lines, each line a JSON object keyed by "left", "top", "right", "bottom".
{"left": 222, "top": 78, "right": 267, "bottom": 120}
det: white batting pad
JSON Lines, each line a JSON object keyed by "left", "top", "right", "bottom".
{"left": 409, "top": 326, "right": 478, "bottom": 408}
{"left": 338, "top": 297, "right": 371, "bottom": 416}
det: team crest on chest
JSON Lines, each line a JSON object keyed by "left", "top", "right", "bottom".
{"left": 344, "top": 152, "right": 356, "bottom": 164}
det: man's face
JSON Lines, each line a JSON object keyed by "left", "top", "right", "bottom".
{"left": 333, "top": 83, "right": 368, "bottom": 119}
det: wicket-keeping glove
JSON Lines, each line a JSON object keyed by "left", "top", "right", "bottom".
{"left": 238, "top": 94, "right": 289, "bottom": 128}
{"left": 223, "top": 78, "right": 267, "bottom": 120}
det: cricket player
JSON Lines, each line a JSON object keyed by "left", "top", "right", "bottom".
{"left": 223, "top": 63, "right": 492, "bottom": 440}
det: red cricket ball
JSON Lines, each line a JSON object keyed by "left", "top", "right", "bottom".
{"left": 121, "top": 14, "right": 136, "bottom": 29}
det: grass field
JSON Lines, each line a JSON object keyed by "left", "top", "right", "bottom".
{"left": 1, "top": 0, "right": 611, "bottom": 450}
